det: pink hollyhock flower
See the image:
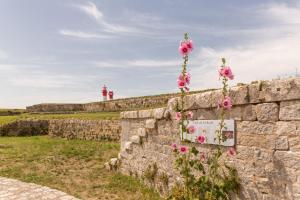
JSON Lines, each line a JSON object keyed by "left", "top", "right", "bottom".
{"left": 187, "top": 125, "right": 196, "bottom": 134}
{"left": 177, "top": 78, "right": 186, "bottom": 89}
{"left": 175, "top": 112, "right": 182, "bottom": 121}
{"left": 222, "top": 96, "right": 232, "bottom": 110}
{"left": 187, "top": 111, "right": 193, "bottom": 119}
{"left": 200, "top": 153, "right": 206, "bottom": 161}
{"left": 179, "top": 42, "right": 190, "bottom": 56}
{"left": 171, "top": 143, "right": 177, "bottom": 151}
{"left": 219, "top": 66, "right": 234, "bottom": 80}
{"left": 185, "top": 40, "right": 194, "bottom": 51}
{"left": 228, "top": 147, "right": 236, "bottom": 156}
{"left": 185, "top": 73, "right": 191, "bottom": 84}
{"left": 180, "top": 146, "right": 188, "bottom": 154}
{"left": 197, "top": 135, "right": 206, "bottom": 144}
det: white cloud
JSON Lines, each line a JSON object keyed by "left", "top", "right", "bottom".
{"left": 77, "top": 1, "right": 103, "bottom": 21}
{"left": 189, "top": 3, "right": 300, "bottom": 90}
{"left": 0, "top": 50, "right": 8, "bottom": 59}
{"left": 59, "top": 29, "right": 111, "bottom": 39}
{"left": 76, "top": 2, "right": 134, "bottom": 34}
{"left": 95, "top": 59, "right": 180, "bottom": 68}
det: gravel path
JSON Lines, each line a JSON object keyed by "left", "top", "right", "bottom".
{"left": 0, "top": 177, "right": 80, "bottom": 200}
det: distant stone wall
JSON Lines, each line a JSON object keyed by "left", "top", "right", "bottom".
{"left": 117, "top": 77, "right": 300, "bottom": 199}
{"left": 48, "top": 119, "right": 121, "bottom": 141}
{"left": 26, "top": 104, "right": 84, "bottom": 113}
{"left": 26, "top": 91, "right": 207, "bottom": 113}
{"left": 0, "top": 120, "right": 49, "bottom": 136}
{"left": 0, "top": 119, "right": 121, "bottom": 141}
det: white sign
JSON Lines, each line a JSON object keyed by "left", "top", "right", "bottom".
{"left": 181, "top": 120, "right": 235, "bottom": 147}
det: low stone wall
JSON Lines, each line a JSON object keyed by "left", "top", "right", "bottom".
{"left": 117, "top": 77, "right": 300, "bottom": 199}
{"left": 48, "top": 119, "right": 121, "bottom": 141}
{"left": 26, "top": 103, "right": 84, "bottom": 113}
{"left": 26, "top": 91, "right": 208, "bottom": 113}
{"left": 0, "top": 119, "right": 121, "bottom": 141}
{"left": 0, "top": 120, "right": 49, "bottom": 136}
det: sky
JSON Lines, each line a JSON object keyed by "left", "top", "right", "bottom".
{"left": 0, "top": 0, "right": 299, "bottom": 108}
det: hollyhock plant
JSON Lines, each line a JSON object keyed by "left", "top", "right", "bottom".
{"left": 197, "top": 135, "right": 206, "bottom": 144}
{"left": 187, "top": 125, "right": 196, "bottom": 134}
{"left": 170, "top": 54, "right": 239, "bottom": 199}
{"left": 179, "top": 146, "right": 188, "bottom": 154}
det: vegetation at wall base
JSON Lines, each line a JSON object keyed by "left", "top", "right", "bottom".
{"left": 0, "top": 136, "right": 161, "bottom": 200}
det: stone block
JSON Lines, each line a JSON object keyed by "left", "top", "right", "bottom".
{"left": 279, "top": 100, "right": 300, "bottom": 121}
{"left": 130, "top": 135, "right": 141, "bottom": 144}
{"left": 211, "top": 89, "right": 223, "bottom": 108}
{"left": 145, "top": 119, "right": 156, "bottom": 129}
{"left": 229, "top": 85, "right": 249, "bottom": 105}
{"left": 276, "top": 121, "right": 299, "bottom": 136}
{"left": 259, "top": 77, "right": 300, "bottom": 102}
{"left": 193, "top": 108, "right": 217, "bottom": 120}
{"left": 122, "top": 111, "right": 138, "bottom": 119}
{"left": 237, "top": 121, "right": 275, "bottom": 135}
{"left": 248, "top": 81, "right": 262, "bottom": 103}
{"left": 153, "top": 108, "right": 165, "bottom": 119}
{"left": 242, "top": 105, "right": 257, "bottom": 121}
{"left": 237, "top": 134, "right": 275, "bottom": 150}
{"left": 124, "top": 141, "right": 133, "bottom": 151}
{"left": 184, "top": 91, "right": 212, "bottom": 110}
{"left": 288, "top": 136, "right": 300, "bottom": 152}
{"left": 138, "top": 109, "right": 153, "bottom": 118}
{"left": 137, "top": 128, "right": 147, "bottom": 137}
{"left": 274, "top": 151, "right": 300, "bottom": 170}
{"left": 275, "top": 136, "right": 289, "bottom": 150}
{"left": 256, "top": 103, "right": 279, "bottom": 122}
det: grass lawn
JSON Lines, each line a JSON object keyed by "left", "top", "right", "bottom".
{"left": 0, "top": 112, "right": 120, "bottom": 125}
{"left": 0, "top": 136, "right": 161, "bottom": 200}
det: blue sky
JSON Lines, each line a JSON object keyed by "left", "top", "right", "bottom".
{"left": 0, "top": 0, "right": 299, "bottom": 108}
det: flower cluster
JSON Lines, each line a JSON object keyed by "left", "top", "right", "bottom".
{"left": 177, "top": 72, "right": 191, "bottom": 91}
{"left": 178, "top": 39, "right": 193, "bottom": 56}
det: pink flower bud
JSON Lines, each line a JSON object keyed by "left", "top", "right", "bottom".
{"left": 187, "top": 125, "right": 196, "bottom": 134}
{"left": 187, "top": 111, "right": 193, "bottom": 119}
{"left": 228, "top": 147, "right": 236, "bottom": 156}
{"left": 171, "top": 143, "right": 177, "bottom": 151}
{"left": 175, "top": 112, "right": 182, "bottom": 121}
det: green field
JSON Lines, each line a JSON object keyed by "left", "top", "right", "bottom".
{"left": 0, "top": 111, "right": 120, "bottom": 125}
{"left": 0, "top": 136, "right": 161, "bottom": 200}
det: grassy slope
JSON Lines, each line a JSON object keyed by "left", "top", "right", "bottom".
{"left": 0, "top": 136, "right": 161, "bottom": 200}
{"left": 0, "top": 112, "right": 120, "bottom": 125}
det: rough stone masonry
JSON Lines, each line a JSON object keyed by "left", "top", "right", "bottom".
{"left": 114, "top": 77, "right": 300, "bottom": 199}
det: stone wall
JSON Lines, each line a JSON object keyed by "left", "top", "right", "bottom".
{"left": 0, "top": 120, "right": 49, "bottom": 136}
{"left": 26, "top": 103, "right": 85, "bottom": 113}
{"left": 0, "top": 119, "right": 121, "bottom": 141}
{"left": 26, "top": 91, "right": 208, "bottom": 113}
{"left": 117, "top": 77, "right": 300, "bottom": 199}
{"left": 48, "top": 119, "right": 121, "bottom": 141}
